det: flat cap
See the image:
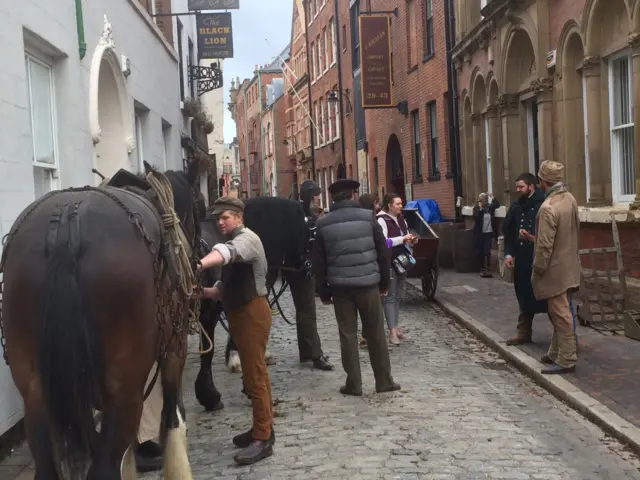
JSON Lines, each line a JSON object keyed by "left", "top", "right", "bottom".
{"left": 328, "top": 178, "right": 360, "bottom": 195}
{"left": 300, "top": 179, "right": 322, "bottom": 196}
{"left": 212, "top": 196, "right": 244, "bottom": 215}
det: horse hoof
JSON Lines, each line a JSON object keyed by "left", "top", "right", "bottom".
{"left": 194, "top": 371, "right": 223, "bottom": 411}
{"left": 228, "top": 351, "right": 242, "bottom": 373}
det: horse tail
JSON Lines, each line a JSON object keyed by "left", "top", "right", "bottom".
{"left": 37, "top": 206, "right": 99, "bottom": 476}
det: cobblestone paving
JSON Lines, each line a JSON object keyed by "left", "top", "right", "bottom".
{"left": 4, "top": 289, "right": 640, "bottom": 479}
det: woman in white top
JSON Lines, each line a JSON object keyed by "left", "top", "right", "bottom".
{"left": 377, "top": 194, "right": 416, "bottom": 345}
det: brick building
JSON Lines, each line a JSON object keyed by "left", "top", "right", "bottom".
{"left": 454, "top": 0, "right": 640, "bottom": 278}
{"left": 229, "top": 54, "right": 285, "bottom": 197}
{"left": 363, "top": 0, "right": 458, "bottom": 218}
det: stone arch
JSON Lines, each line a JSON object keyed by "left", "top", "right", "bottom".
{"left": 559, "top": 25, "right": 588, "bottom": 204}
{"left": 488, "top": 78, "right": 499, "bottom": 105}
{"left": 89, "top": 15, "right": 134, "bottom": 182}
{"left": 385, "top": 134, "right": 405, "bottom": 203}
{"left": 471, "top": 74, "right": 488, "bottom": 195}
{"left": 471, "top": 74, "right": 487, "bottom": 112}
{"left": 502, "top": 27, "right": 537, "bottom": 93}
{"left": 583, "top": 0, "right": 631, "bottom": 55}
{"left": 468, "top": 65, "right": 483, "bottom": 95}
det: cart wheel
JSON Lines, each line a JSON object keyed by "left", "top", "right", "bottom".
{"left": 421, "top": 265, "right": 438, "bottom": 301}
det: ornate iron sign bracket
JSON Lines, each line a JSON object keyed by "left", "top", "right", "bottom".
{"left": 188, "top": 62, "right": 223, "bottom": 96}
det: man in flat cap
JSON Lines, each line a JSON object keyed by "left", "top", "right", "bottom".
{"left": 313, "top": 178, "right": 401, "bottom": 395}
{"left": 532, "top": 161, "right": 581, "bottom": 374}
{"left": 199, "top": 196, "right": 275, "bottom": 465}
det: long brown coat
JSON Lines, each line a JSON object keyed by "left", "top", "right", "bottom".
{"left": 531, "top": 186, "right": 581, "bottom": 300}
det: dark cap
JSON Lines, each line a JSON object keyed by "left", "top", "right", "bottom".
{"left": 212, "top": 196, "right": 244, "bottom": 215}
{"left": 300, "top": 179, "right": 321, "bottom": 196}
{"left": 328, "top": 178, "right": 360, "bottom": 195}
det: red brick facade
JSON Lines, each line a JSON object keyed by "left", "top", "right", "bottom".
{"left": 364, "top": 0, "right": 455, "bottom": 218}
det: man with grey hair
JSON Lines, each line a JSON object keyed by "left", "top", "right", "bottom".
{"left": 532, "top": 160, "right": 580, "bottom": 375}
{"left": 313, "top": 179, "right": 400, "bottom": 396}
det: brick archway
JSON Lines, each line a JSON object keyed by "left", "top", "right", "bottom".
{"left": 385, "top": 134, "right": 405, "bottom": 204}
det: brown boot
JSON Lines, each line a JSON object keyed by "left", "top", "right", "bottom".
{"left": 506, "top": 313, "right": 533, "bottom": 345}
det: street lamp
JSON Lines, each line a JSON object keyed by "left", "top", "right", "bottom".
{"left": 327, "top": 89, "right": 352, "bottom": 116}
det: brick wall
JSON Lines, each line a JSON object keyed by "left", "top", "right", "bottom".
{"left": 580, "top": 223, "right": 640, "bottom": 280}
{"left": 364, "top": 0, "right": 455, "bottom": 218}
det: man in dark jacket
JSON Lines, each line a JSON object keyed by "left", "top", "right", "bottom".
{"left": 314, "top": 178, "right": 401, "bottom": 396}
{"left": 503, "top": 172, "right": 548, "bottom": 345}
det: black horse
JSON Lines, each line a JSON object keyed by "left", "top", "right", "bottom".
{"left": 1, "top": 161, "right": 201, "bottom": 478}
{"left": 194, "top": 196, "right": 311, "bottom": 411}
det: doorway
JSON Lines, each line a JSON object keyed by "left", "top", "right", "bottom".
{"left": 525, "top": 100, "right": 540, "bottom": 175}
{"left": 385, "top": 135, "right": 406, "bottom": 204}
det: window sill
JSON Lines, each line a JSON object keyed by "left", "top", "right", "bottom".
{"left": 412, "top": 177, "right": 423, "bottom": 185}
{"left": 407, "top": 65, "right": 418, "bottom": 75}
{"left": 428, "top": 173, "right": 441, "bottom": 182}
{"left": 422, "top": 53, "right": 435, "bottom": 64}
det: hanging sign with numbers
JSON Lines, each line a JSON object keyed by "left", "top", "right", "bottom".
{"left": 359, "top": 15, "right": 393, "bottom": 108}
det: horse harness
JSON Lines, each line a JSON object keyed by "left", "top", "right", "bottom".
{"left": 0, "top": 171, "right": 202, "bottom": 401}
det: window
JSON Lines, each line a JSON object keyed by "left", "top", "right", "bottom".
{"left": 330, "top": 166, "right": 334, "bottom": 185}
{"left": 350, "top": 2, "right": 360, "bottom": 71}
{"left": 424, "top": 0, "right": 434, "bottom": 57}
{"left": 411, "top": 110, "right": 422, "bottom": 179}
{"left": 135, "top": 112, "right": 145, "bottom": 172}
{"left": 177, "top": 20, "right": 184, "bottom": 100}
{"left": 318, "top": 34, "right": 324, "bottom": 75}
{"left": 334, "top": 86, "right": 341, "bottom": 140}
{"left": 322, "top": 27, "right": 329, "bottom": 72}
{"left": 162, "top": 122, "right": 171, "bottom": 170}
{"left": 311, "top": 42, "right": 316, "bottom": 80}
{"left": 342, "top": 25, "right": 347, "bottom": 52}
{"left": 328, "top": 92, "right": 335, "bottom": 140}
{"left": 314, "top": 101, "right": 319, "bottom": 147}
{"left": 407, "top": 0, "right": 417, "bottom": 67}
{"left": 188, "top": 38, "right": 195, "bottom": 99}
{"left": 330, "top": 20, "right": 337, "bottom": 66}
{"left": 324, "top": 168, "right": 329, "bottom": 206}
{"left": 373, "top": 157, "right": 379, "bottom": 192}
{"left": 317, "top": 169, "right": 323, "bottom": 207}
{"left": 319, "top": 97, "right": 326, "bottom": 145}
{"left": 25, "top": 53, "right": 59, "bottom": 198}
{"left": 308, "top": 0, "right": 315, "bottom": 23}
{"left": 427, "top": 102, "right": 439, "bottom": 175}
{"left": 609, "top": 51, "right": 635, "bottom": 202}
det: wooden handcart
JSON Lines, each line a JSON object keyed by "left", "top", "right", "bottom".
{"left": 402, "top": 207, "right": 440, "bottom": 300}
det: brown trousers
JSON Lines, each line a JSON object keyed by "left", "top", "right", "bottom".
{"left": 546, "top": 292, "right": 578, "bottom": 368}
{"left": 228, "top": 296, "right": 273, "bottom": 440}
{"left": 333, "top": 287, "right": 395, "bottom": 392}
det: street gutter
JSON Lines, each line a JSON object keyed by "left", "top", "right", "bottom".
{"left": 404, "top": 281, "right": 640, "bottom": 455}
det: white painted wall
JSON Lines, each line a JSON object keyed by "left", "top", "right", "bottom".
{"left": 0, "top": 0, "right": 182, "bottom": 435}
{"left": 201, "top": 59, "right": 226, "bottom": 178}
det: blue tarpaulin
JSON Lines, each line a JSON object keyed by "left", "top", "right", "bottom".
{"left": 404, "top": 199, "right": 443, "bottom": 224}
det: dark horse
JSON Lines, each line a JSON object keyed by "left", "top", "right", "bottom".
{"left": 194, "top": 196, "right": 310, "bottom": 411}
{"left": 0, "top": 161, "right": 201, "bottom": 479}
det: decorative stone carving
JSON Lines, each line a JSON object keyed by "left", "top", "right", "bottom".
{"left": 92, "top": 128, "right": 102, "bottom": 146}
{"left": 125, "top": 135, "right": 135, "bottom": 154}
{"left": 629, "top": 33, "right": 640, "bottom": 49}
{"left": 497, "top": 93, "right": 518, "bottom": 111}
{"left": 505, "top": 8, "right": 523, "bottom": 26}
{"left": 470, "top": 111, "right": 482, "bottom": 123}
{"left": 454, "top": 58, "right": 463, "bottom": 72}
{"left": 99, "top": 14, "right": 115, "bottom": 48}
{"left": 530, "top": 77, "right": 554, "bottom": 94}
{"left": 485, "top": 104, "right": 498, "bottom": 116}
{"left": 580, "top": 55, "right": 601, "bottom": 72}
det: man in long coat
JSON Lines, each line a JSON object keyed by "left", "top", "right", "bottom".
{"left": 532, "top": 160, "right": 581, "bottom": 374}
{"left": 503, "top": 173, "right": 548, "bottom": 345}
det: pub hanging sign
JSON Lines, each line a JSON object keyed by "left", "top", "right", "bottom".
{"left": 197, "top": 12, "right": 234, "bottom": 59}
{"left": 359, "top": 15, "right": 393, "bottom": 108}
{"left": 189, "top": 0, "right": 240, "bottom": 10}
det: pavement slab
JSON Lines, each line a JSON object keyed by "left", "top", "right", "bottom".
{"left": 2, "top": 287, "right": 640, "bottom": 479}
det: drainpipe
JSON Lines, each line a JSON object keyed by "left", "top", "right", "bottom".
{"left": 258, "top": 71, "right": 266, "bottom": 195}
{"left": 303, "top": 2, "right": 316, "bottom": 181}
{"left": 444, "top": 0, "right": 462, "bottom": 221}
{"left": 75, "top": 0, "right": 87, "bottom": 59}
{"left": 333, "top": 0, "right": 347, "bottom": 178}
{"left": 242, "top": 87, "right": 250, "bottom": 197}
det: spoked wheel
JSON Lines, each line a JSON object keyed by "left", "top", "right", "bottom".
{"left": 421, "top": 264, "right": 438, "bottom": 301}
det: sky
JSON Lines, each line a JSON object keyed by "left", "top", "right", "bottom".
{"left": 222, "top": 1, "right": 294, "bottom": 143}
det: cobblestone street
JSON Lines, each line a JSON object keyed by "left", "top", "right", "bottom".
{"left": 4, "top": 288, "right": 640, "bottom": 479}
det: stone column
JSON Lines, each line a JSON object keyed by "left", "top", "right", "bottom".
{"left": 582, "top": 55, "right": 606, "bottom": 205}
{"left": 486, "top": 103, "right": 503, "bottom": 203}
{"left": 498, "top": 93, "right": 520, "bottom": 202}
{"left": 532, "top": 77, "right": 555, "bottom": 162}
{"left": 471, "top": 112, "right": 483, "bottom": 199}
{"left": 630, "top": 33, "right": 640, "bottom": 208}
